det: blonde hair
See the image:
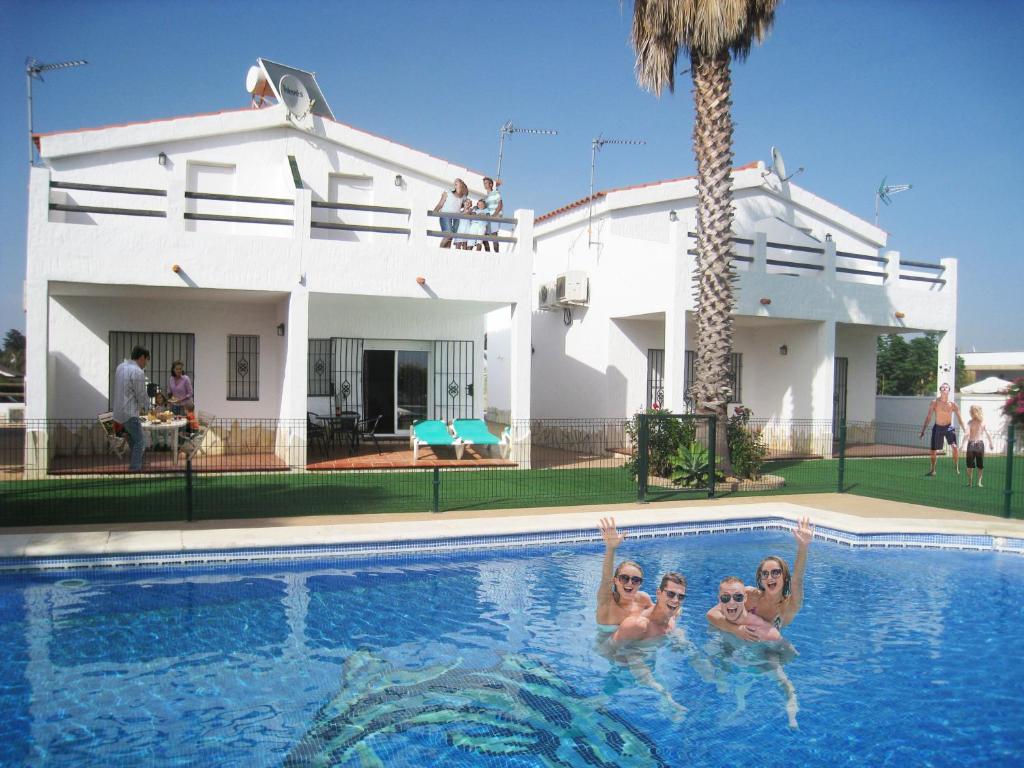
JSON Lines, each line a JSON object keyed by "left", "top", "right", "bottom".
{"left": 969, "top": 405, "right": 983, "bottom": 421}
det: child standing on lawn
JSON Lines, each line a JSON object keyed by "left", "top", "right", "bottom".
{"left": 962, "top": 405, "right": 994, "bottom": 488}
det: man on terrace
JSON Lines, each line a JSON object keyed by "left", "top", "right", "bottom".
{"left": 113, "top": 345, "right": 150, "bottom": 471}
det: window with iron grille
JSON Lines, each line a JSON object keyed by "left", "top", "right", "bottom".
{"left": 684, "top": 350, "right": 742, "bottom": 404}
{"left": 646, "top": 349, "right": 665, "bottom": 409}
{"left": 308, "top": 338, "right": 333, "bottom": 396}
{"left": 108, "top": 331, "right": 195, "bottom": 408}
{"left": 227, "top": 335, "right": 259, "bottom": 401}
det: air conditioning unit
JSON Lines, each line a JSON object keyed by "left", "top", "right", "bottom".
{"left": 538, "top": 281, "right": 559, "bottom": 310}
{"left": 556, "top": 271, "right": 589, "bottom": 305}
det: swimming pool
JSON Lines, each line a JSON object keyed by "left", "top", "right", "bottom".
{"left": 1, "top": 527, "right": 1022, "bottom": 767}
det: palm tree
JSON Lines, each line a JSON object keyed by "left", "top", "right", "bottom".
{"left": 631, "top": 0, "right": 778, "bottom": 470}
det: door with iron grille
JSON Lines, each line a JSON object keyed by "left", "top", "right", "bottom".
{"left": 331, "top": 337, "right": 364, "bottom": 415}
{"left": 647, "top": 349, "right": 665, "bottom": 409}
{"left": 433, "top": 340, "right": 474, "bottom": 422}
{"left": 109, "top": 331, "right": 195, "bottom": 407}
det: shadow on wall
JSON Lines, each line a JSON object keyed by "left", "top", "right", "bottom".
{"left": 51, "top": 351, "right": 107, "bottom": 419}
{"left": 531, "top": 309, "right": 612, "bottom": 419}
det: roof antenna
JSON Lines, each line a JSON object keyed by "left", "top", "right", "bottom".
{"left": 26, "top": 56, "right": 88, "bottom": 165}
{"left": 496, "top": 120, "right": 558, "bottom": 179}
{"left": 589, "top": 135, "right": 646, "bottom": 247}
{"left": 875, "top": 177, "right": 912, "bottom": 226}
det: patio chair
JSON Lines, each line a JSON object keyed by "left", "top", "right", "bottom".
{"left": 97, "top": 411, "right": 130, "bottom": 459}
{"left": 307, "top": 412, "right": 329, "bottom": 453}
{"left": 356, "top": 414, "right": 382, "bottom": 454}
{"left": 451, "top": 418, "right": 511, "bottom": 459}
{"left": 178, "top": 412, "right": 214, "bottom": 463}
{"left": 410, "top": 419, "right": 464, "bottom": 461}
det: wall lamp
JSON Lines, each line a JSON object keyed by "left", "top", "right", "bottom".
{"left": 759, "top": 297, "right": 772, "bottom": 305}
{"left": 416, "top": 276, "right": 426, "bottom": 286}
{"left": 276, "top": 322, "right": 286, "bottom": 337}
{"left": 779, "top": 344, "right": 788, "bottom": 356}
{"left": 825, "top": 233, "right": 833, "bottom": 242}
{"left": 394, "top": 174, "right": 403, "bottom": 187}
{"left": 668, "top": 210, "right": 678, "bottom": 222}
{"left": 894, "top": 311, "right": 906, "bottom": 319}
{"left": 158, "top": 152, "right": 168, "bottom": 166}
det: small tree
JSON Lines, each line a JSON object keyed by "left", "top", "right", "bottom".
{"left": 624, "top": 407, "right": 697, "bottom": 479}
{"left": 1, "top": 329, "right": 25, "bottom": 374}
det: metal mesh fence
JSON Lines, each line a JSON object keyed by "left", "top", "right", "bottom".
{"left": 0, "top": 416, "right": 1020, "bottom": 527}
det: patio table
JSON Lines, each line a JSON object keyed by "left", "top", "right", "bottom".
{"left": 142, "top": 417, "right": 188, "bottom": 463}
{"left": 325, "top": 411, "right": 360, "bottom": 454}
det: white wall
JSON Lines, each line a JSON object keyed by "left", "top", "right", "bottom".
{"left": 48, "top": 293, "right": 286, "bottom": 419}
{"left": 875, "top": 396, "right": 934, "bottom": 428}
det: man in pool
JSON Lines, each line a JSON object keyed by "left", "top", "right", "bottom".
{"left": 611, "top": 572, "right": 687, "bottom": 644}
{"left": 706, "top": 576, "right": 798, "bottom": 728}
{"left": 706, "top": 576, "right": 782, "bottom": 642}
{"left": 919, "top": 382, "right": 966, "bottom": 477}
{"left": 607, "top": 571, "right": 689, "bottom": 718}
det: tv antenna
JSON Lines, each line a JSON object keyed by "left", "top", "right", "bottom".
{"left": 26, "top": 56, "right": 88, "bottom": 165}
{"left": 761, "top": 146, "right": 803, "bottom": 183}
{"left": 589, "top": 135, "right": 645, "bottom": 246}
{"left": 875, "top": 177, "right": 912, "bottom": 225}
{"left": 496, "top": 120, "right": 557, "bottom": 179}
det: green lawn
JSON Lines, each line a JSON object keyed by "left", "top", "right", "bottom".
{"left": 1, "top": 456, "right": 1019, "bottom": 528}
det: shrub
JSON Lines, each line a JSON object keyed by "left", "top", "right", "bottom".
{"left": 1003, "top": 378, "right": 1024, "bottom": 432}
{"left": 669, "top": 441, "right": 725, "bottom": 488}
{"left": 624, "top": 406, "right": 697, "bottom": 479}
{"left": 727, "top": 406, "right": 768, "bottom": 480}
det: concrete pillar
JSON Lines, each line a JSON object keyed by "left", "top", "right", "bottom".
{"left": 24, "top": 167, "right": 52, "bottom": 476}
{"left": 278, "top": 287, "right": 309, "bottom": 466}
{"left": 938, "top": 257, "right": 958, "bottom": 392}
{"left": 812, "top": 320, "right": 837, "bottom": 456}
{"left": 509, "top": 298, "right": 532, "bottom": 467}
{"left": 883, "top": 249, "right": 900, "bottom": 283}
{"left": 166, "top": 174, "right": 186, "bottom": 234}
{"left": 663, "top": 218, "right": 689, "bottom": 411}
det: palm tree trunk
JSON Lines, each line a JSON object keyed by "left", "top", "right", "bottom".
{"left": 690, "top": 49, "right": 736, "bottom": 474}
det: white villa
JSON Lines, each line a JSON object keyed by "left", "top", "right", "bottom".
{"left": 488, "top": 161, "right": 958, "bottom": 439}
{"left": 23, "top": 61, "right": 533, "bottom": 469}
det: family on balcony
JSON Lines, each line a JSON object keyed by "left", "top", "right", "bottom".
{"left": 434, "top": 177, "right": 503, "bottom": 251}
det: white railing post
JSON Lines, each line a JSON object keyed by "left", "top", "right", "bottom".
{"left": 823, "top": 237, "right": 837, "bottom": 281}
{"left": 751, "top": 232, "right": 767, "bottom": 274}
{"left": 884, "top": 249, "right": 900, "bottom": 283}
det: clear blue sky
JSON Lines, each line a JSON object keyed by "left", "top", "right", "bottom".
{"left": 1, "top": 0, "right": 1021, "bottom": 351}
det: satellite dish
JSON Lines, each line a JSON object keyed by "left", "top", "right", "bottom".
{"left": 771, "top": 147, "right": 787, "bottom": 181}
{"left": 764, "top": 146, "right": 804, "bottom": 183}
{"left": 279, "top": 74, "right": 311, "bottom": 119}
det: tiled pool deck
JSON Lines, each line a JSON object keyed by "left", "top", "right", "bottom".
{"left": 1, "top": 494, "right": 1021, "bottom": 568}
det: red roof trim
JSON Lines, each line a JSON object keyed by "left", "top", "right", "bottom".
{"left": 535, "top": 161, "right": 760, "bottom": 224}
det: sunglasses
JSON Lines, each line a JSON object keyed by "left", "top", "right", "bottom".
{"left": 760, "top": 568, "right": 783, "bottom": 579}
{"left": 616, "top": 574, "right": 643, "bottom": 586}
{"left": 719, "top": 593, "right": 745, "bottom": 603}
{"left": 662, "top": 589, "right": 686, "bottom": 601}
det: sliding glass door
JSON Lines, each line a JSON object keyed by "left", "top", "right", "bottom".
{"left": 360, "top": 345, "right": 430, "bottom": 435}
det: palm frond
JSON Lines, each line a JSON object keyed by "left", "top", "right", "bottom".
{"left": 631, "top": 0, "right": 778, "bottom": 94}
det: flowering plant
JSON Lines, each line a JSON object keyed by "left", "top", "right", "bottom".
{"left": 1003, "top": 378, "right": 1024, "bottom": 431}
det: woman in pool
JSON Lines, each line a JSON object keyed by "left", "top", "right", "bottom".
{"left": 707, "top": 517, "right": 814, "bottom": 639}
{"left": 596, "top": 517, "right": 653, "bottom": 629}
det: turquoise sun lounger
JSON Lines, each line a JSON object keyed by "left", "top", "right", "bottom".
{"left": 410, "top": 419, "right": 464, "bottom": 461}
{"left": 451, "top": 419, "right": 511, "bottom": 458}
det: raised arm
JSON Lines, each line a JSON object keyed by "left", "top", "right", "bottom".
{"left": 597, "top": 517, "right": 624, "bottom": 608}
{"left": 782, "top": 517, "right": 814, "bottom": 625}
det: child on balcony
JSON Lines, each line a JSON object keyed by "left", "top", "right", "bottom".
{"left": 454, "top": 197, "right": 474, "bottom": 249}
{"left": 469, "top": 199, "right": 488, "bottom": 250}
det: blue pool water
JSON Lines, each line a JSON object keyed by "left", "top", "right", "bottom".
{"left": 1, "top": 530, "right": 1023, "bottom": 767}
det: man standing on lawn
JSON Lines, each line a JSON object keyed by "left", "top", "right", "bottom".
{"left": 113, "top": 345, "right": 150, "bottom": 471}
{"left": 919, "top": 382, "right": 965, "bottom": 477}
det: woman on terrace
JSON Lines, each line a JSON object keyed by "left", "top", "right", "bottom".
{"left": 434, "top": 178, "right": 468, "bottom": 248}
{"left": 167, "top": 360, "right": 193, "bottom": 415}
